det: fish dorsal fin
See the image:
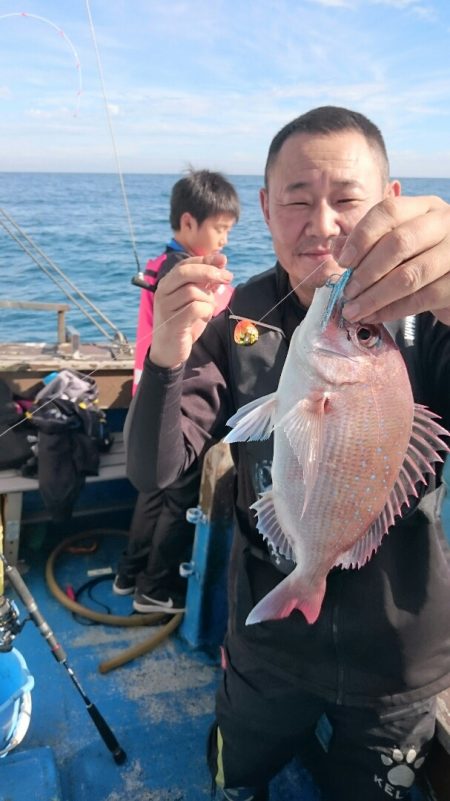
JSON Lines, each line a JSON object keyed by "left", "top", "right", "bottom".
{"left": 336, "top": 402, "right": 450, "bottom": 570}
{"left": 278, "top": 390, "right": 328, "bottom": 513}
{"left": 251, "top": 489, "right": 295, "bottom": 562}
{"left": 224, "top": 393, "right": 277, "bottom": 443}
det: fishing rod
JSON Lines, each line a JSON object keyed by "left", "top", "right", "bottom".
{"left": 0, "top": 208, "right": 128, "bottom": 346}
{"left": 85, "top": 0, "right": 144, "bottom": 291}
{"left": 0, "top": 553, "right": 126, "bottom": 765}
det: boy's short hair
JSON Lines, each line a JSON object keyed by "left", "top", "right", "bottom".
{"left": 265, "top": 105, "right": 390, "bottom": 187}
{"left": 170, "top": 168, "right": 240, "bottom": 230}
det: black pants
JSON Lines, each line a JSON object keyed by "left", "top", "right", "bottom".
{"left": 208, "top": 642, "right": 436, "bottom": 801}
{"left": 118, "top": 463, "right": 200, "bottom": 599}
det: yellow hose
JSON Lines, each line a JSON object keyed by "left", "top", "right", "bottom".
{"left": 45, "top": 529, "right": 184, "bottom": 671}
{"left": 99, "top": 613, "right": 183, "bottom": 674}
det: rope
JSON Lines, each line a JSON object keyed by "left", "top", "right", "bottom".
{"left": 0, "top": 209, "right": 125, "bottom": 342}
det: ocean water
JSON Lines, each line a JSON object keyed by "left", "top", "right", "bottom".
{"left": 1, "top": 173, "right": 450, "bottom": 342}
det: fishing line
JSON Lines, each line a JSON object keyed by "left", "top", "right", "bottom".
{"left": 0, "top": 253, "right": 344, "bottom": 443}
{"left": 0, "top": 210, "right": 122, "bottom": 342}
{"left": 0, "top": 11, "right": 82, "bottom": 117}
{"left": 258, "top": 255, "right": 338, "bottom": 325}
{"left": 0, "top": 245, "right": 346, "bottom": 442}
{"left": 250, "top": 234, "right": 349, "bottom": 325}
{"left": 85, "top": 0, "right": 141, "bottom": 276}
{"left": 0, "top": 14, "right": 354, "bottom": 440}
{"left": 0, "top": 16, "right": 349, "bottom": 435}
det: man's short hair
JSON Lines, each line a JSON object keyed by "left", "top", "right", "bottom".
{"left": 170, "top": 168, "right": 240, "bottom": 230}
{"left": 264, "top": 106, "right": 390, "bottom": 187}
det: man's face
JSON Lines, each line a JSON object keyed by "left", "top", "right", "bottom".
{"left": 260, "top": 130, "right": 400, "bottom": 307}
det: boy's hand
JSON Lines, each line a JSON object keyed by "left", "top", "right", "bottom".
{"left": 340, "top": 195, "right": 450, "bottom": 325}
{"left": 150, "top": 253, "right": 233, "bottom": 368}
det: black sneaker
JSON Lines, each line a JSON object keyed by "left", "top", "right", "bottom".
{"left": 112, "top": 574, "right": 136, "bottom": 596}
{"left": 132, "top": 592, "right": 185, "bottom": 614}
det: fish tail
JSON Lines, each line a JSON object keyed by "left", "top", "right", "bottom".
{"left": 245, "top": 568, "right": 326, "bottom": 626}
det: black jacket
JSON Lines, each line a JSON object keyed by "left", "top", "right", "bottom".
{"left": 126, "top": 264, "right": 450, "bottom": 707}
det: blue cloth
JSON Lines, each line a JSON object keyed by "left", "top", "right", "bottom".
{"left": 168, "top": 238, "right": 186, "bottom": 253}
{"left": 440, "top": 456, "right": 450, "bottom": 545}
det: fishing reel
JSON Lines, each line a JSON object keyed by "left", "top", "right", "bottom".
{"left": 0, "top": 595, "right": 24, "bottom": 652}
{"left": 131, "top": 272, "right": 152, "bottom": 290}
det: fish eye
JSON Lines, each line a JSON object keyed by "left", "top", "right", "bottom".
{"left": 355, "top": 325, "right": 381, "bottom": 348}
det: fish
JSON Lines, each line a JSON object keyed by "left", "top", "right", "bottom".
{"left": 224, "top": 270, "right": 449, "bottom": 626}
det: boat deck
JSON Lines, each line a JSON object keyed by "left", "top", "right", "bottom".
{"left": 0, "top": 528, "right": 322, "bottom": 801}
{"left": 0, "top": 393, "right": 446, "bottom": 800}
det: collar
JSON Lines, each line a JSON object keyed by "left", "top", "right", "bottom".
{"left": 167, "top": 237, "right": 187, "bottom": 252}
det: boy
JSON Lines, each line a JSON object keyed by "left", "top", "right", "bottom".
{"left": 115, "top": 168, "right": 239, "bottom": 613}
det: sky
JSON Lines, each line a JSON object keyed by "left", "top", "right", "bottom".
{"left": 1, "top": 0, "right": 450, "bottom": 176}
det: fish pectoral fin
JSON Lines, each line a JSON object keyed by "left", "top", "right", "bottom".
{"left": 245, "top": 568, "right": 326, "bottom": 626}
{"left": 251, "top": 490, "right": 295, "bottom": 562}
{"left": 278, "top": 391, "right": 328, "bottom": 509}
{"left": 224, "top": 393, "right": 277, "bottom": 443}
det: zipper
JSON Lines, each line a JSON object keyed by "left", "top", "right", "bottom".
{"left": 331, "top": 574, "right": 345, "bottom": 705}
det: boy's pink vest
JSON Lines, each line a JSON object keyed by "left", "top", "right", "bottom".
{"left": 133, "top": 253, "right": 233, "bottom": 394}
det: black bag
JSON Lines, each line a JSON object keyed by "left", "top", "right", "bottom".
{"left": 0, "top": 378, "right": 35, "bottom": 470}
{"left": 26, "top": 395, "right": 113, "bottom": 522}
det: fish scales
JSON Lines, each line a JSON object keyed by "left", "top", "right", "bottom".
{"left": 273, "top": 375, "right": 411, "bottom": 567}
{"left": 225, "top": 271, "right": 449, "bottom": 626}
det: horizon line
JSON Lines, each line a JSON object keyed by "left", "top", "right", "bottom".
{"left": 1, "top": 170, "right": 450, "bottom": 180}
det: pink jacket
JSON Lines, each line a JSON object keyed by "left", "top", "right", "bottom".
{"left": 133, "top": 252, "right": 233, "bottom": 394}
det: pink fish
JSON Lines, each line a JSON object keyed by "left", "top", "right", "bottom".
{"left": 225, "top": 273, "right": 449, "bottom": 626}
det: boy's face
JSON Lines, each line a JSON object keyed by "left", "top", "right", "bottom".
{"left": 184, "top": 213, "right": 236, "bottom": 256}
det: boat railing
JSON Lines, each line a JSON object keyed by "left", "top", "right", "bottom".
{"left": 0, "top": 298, "right": 134, "bottom": 363}
{"left": 0, "top": 300, "right": 70, "bottom": 344}
{"left": 0, "top": 207, "right": 129, "bottom": 347}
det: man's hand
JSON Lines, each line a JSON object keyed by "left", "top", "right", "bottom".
{"left": 150, "top": 253, "right": 233, "bottom": 368}
{"left": 340, "top": 196, "right": 450, "bottom": 325}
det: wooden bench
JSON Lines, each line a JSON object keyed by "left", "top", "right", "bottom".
{"left": 0, "top": 432, "right": 129, "bottom": 566}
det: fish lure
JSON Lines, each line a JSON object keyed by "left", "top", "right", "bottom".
{"left": 321, "top": 269, "right": 353, "bottom": 330}
{"left": 234, "top": 319, "right": 259, "bottom": 346}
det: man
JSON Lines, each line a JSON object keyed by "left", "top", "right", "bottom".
{"left": 125, "top": 107, "right": 450, "bottom": 801}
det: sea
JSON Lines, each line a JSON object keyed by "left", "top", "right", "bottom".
{"left": 1, "top": 172, "right": 450, "bottom": 343}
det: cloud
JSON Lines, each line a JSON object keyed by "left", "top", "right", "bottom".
{"left": 26, "top": 106, "right": 73, "bottom": 119}
{"left": 306, "top": 0, "right": 354, "bottom": 6}
{"left": 307, "top": 0, "right": 436, "bottom": 16}
{"left": 1, "top": 0, "right": 449, "bottom": 175}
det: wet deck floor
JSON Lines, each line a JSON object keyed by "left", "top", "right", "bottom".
{"left": 0, "top": 530, "right": 321, "bottom": 801}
